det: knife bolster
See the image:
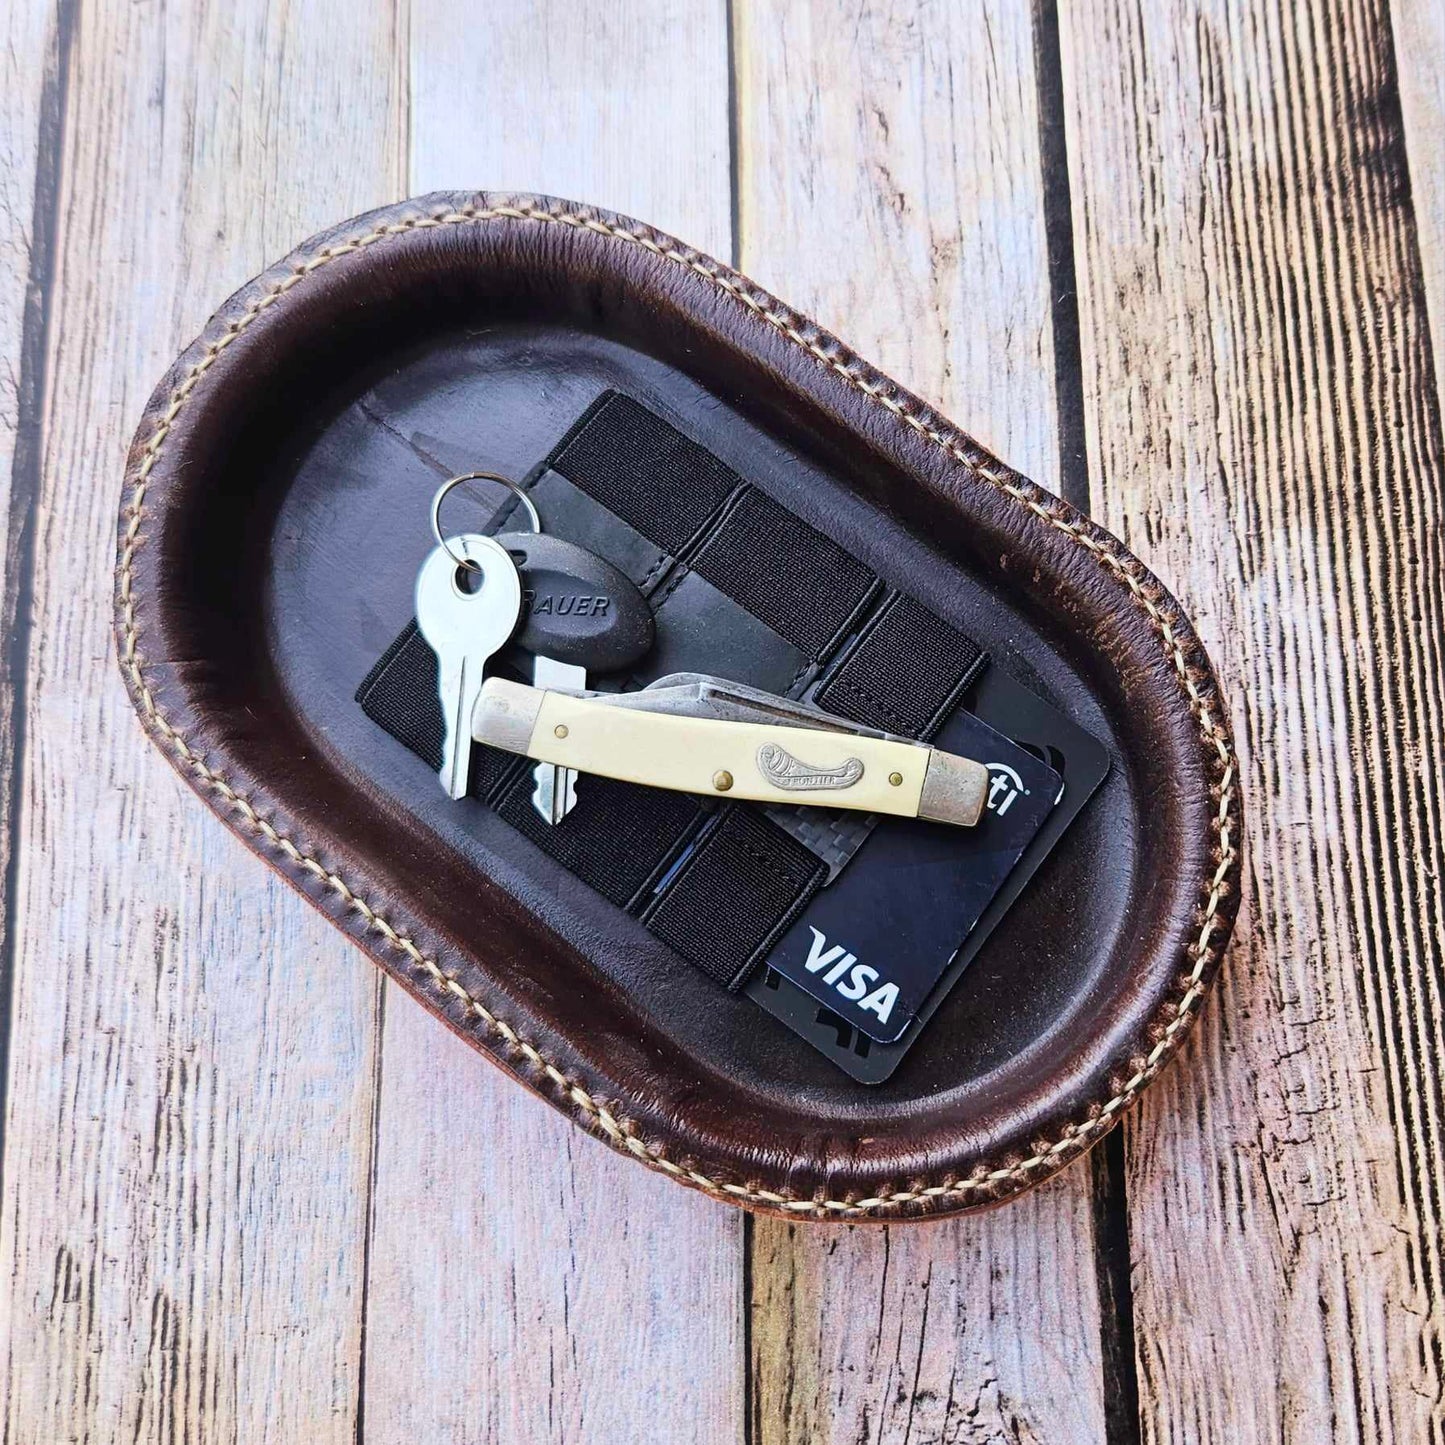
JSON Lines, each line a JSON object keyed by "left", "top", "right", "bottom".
{"left": 919, "top": 751, "right": 988, "bottom": 827}
{"left": 474, "top": 677, "right": 544, "bottom": 754}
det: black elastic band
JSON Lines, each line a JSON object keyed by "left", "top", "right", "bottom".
{"left": 355, "top": 626, "right": 704, "bottom": 908}
{"left": 814, "top": 592, "right": 988, "bottom": 740}
{"left": 642, "top": 806, "right": 827, "bottom": 989}
{"left": 549, "top": 392, "right": 741, "bottom": 554}
{"left": 357, "top": 394, "right": 991, "bottom": 998}
{"left": 355, "top": 629, "right": 809, "bottom": 987}
{"left": 356, "top": 623, "right": 518, "bottom": 800}
{"left": 690, "top": 486, "right": 879, "bottom": 659}
{"left": 492, "top": 766, "right": 705, "bottom": 910}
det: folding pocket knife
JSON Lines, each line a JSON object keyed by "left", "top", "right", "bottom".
{"left": 472, "top": 672, "right": 988, "bottom": 827}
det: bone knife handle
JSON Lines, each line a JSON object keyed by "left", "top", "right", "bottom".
{"left": 473, "top": 678, "right": 987, "bottom": 826}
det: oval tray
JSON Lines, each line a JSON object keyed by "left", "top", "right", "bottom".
{"left": 114, "top": 192, "right": 1242, "bottom": 1220}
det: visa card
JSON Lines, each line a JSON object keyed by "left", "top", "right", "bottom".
{"left": 758, "top": 707, "right": 1061, "bottom": 1042}
{"left": 746, "top": 665, "right": 1111, "bottom": 1081}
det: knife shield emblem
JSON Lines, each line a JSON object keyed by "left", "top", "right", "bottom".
{"left": 756, "top": 742, "right": 865, "bottom": 791}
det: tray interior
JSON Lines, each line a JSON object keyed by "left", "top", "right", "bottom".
{"left": 174, "top": 304, "right": 1147, "bottom": 1124}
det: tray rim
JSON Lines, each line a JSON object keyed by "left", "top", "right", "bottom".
{"left": 114, "top": 191, "right": 1242, "bottom": 1220}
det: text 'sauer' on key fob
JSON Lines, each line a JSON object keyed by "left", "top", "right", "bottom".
{"left": 495, "top": 532, "right": 655, "bottom": 675}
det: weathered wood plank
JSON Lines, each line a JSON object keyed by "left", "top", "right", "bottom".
{"left": 359, "top": 7, "right": 743, "bottom": 1443}
{"left": 0, "top": 2, "right": 402, "bottom": 1441}
{"left": 363, "top": 998, "right": 744, "bottom": 1443}
{"left": 1392, "top": 0, "right": 1445, "bottom": 414}
{"left": 0, "top": 0, "right": 61, "bottom": 1139}
{"left": 1061, "top": 0, "right": 1445, "bottom": 1439}
{"left": 750, "top": 1172, "right": 1112, "bottom": 1445}
{"left": 736, "top": 5, "right": 1111, "bottom": 1440}
{"left": 409, "top": 0, "right": 731, "bottom": 255}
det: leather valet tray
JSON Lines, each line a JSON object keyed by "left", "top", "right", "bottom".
{"left": 114, "top": 192, "right": 1242, "bottom": 1221}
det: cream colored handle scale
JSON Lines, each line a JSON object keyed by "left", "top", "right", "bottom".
{"left": 473, "top": 678, "right": 987, "bottom": 826}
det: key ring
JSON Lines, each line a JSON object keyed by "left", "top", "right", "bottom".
{"left": 431, "top": 472, "right": 541, "bottom": 569}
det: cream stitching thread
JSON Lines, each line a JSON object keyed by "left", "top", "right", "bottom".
{"left": 118, "top": 201, "right": 1237, "bottom": 1216}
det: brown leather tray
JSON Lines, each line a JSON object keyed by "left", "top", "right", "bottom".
{"left": 114, "top": 192, "right": 1241, "bottom": 1220}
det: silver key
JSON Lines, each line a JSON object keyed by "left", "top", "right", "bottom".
{"left": 415, "top": 532, "right": 522, "bottom": 798}
{"left": 531, "top": 655, "right": 586, "bottom": 823}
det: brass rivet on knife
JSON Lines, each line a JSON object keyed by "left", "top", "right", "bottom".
{"left": 554, "top": 724, "right": 569, "bottom": 739}
{"left": 889, "top": 771, "right": 904, "bottom": 787}
{"left": 713, "top": 770, "right": 734, "bottom": 791}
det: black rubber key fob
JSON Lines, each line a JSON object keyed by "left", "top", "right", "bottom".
{"left": 495, "top": 532, "right": 655, "bottom": 673}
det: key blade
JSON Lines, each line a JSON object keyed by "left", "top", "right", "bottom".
{"left": 437, "top": 653, "right": 479, "bottom": 799}
{"left": 529, "top": 657, "right": 586, "bottom": 824}
{"left": 532, "top": 760, "right": 556, "bottom": 819}
{"left": 530, "top": 761, "right": 577, "bottom": 824}
{"left": 557, "top": 766, "right": 577, "bottom": 821}
{"left": 532, "top": 655, "right": 588, "bottom": 691}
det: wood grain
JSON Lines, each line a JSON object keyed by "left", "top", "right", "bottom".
{"left": 0, "top": 2, "right": 403, "bottom": 1440}
{"left": 410, "top": 1, "right": 730, "bottom": 257}
{"left": 362, "top": 997, "right": 743, "bottom": 1444}
{"left": 1393, "top": 0, "right": 1445, "bottom": 415}
{"left": 0, "top": 2, "right": 1441, "bottom": 1439}
{"left": 357, "top": 6, "right": 743, "bottom": 1442}
{"left": 735, "top": 4, "right": 1111, "bottom": 1440}
{"left": 0, "top": 0, "right": 62, "bottom": 1166}
{"left": 1061, "top": 0, "right": 1445, "bottom": 1439}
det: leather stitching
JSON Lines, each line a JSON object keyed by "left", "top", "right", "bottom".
{"left": 636, "top": 551, "right": 671, "bottom": 591}
{"left": 117, "top": 199, "right": 1238, "bottom": 1217}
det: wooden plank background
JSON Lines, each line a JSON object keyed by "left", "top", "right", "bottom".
{"left": 0, "top": 1, "right": 1440, "bottom": 1440}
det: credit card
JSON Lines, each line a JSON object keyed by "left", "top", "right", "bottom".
{"left": 746, "top": 665, "right": 1111, "bottom": 1082}
{"left": 759, "top": 708, "right": 1060, "bottom": 1042}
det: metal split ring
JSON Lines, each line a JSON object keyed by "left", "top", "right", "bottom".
{"left": 430, "top": 472, "right": 541, "bottom": 569}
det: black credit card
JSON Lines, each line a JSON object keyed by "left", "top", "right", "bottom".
{"left": 745, "top": 665, "right": 1110, "bottom": 1082}
{"left": 760, "top": 709, "right": 1060, "bottom": 1042}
